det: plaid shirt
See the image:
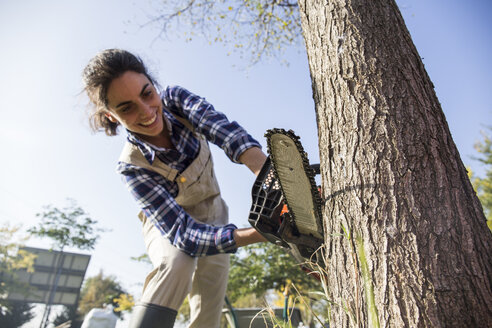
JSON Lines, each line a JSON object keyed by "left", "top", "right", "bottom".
{"left": 116, "top": 86, "right": 261, "bottom": 257}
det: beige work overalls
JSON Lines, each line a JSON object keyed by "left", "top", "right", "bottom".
{"left": 119, "top": 115, "right": 230, "bottom": 328}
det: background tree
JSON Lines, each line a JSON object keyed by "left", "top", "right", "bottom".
{"left": 0, "top": 224, "right": 36, "bottom": 323}
{"left": 77, "top": 270, "right": 128, "bottom": 319}
{"left": 143, "top": 0, "right": 492, "bottom": 326}
{"left": 228, "top": 243, "right": 318, "bottom": 304}
{"left": 113, "top": 293, "right": 135, "bottom": 314}
{"left": 28, "top": 199, "right": 104, "bottom": 328}
{"left": 144, "top": 0, "right": 302, "bottom": 64}
{"left": 54, "top": 272, "right": 130, "bottom": 328}
{"left": 0, "top": 301, "right": 35, "bottom": 328}
{"left": 228, "top": 243, "right": 323, "bottom": 326}
{"left": 469, "top": 128, "right": 492, "bottom": 229}
{"left": 28, "top": 198, "right": 102, "bottom": 252}
{"left": 164, "top": 243, "right": 323, "bottom": 325}
{"left": 52, "top": 305, "right": 78, "bottom": 328}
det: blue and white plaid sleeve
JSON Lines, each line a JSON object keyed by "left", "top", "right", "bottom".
{"left": 162, "top": 86, "right": 261, "bottom": 163}
{"left": 118, "top": 164, "right": 238, "bottom": 257}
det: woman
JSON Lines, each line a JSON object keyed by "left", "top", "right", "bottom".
{"left": 82, "top": 49, "right": 267, "bottom": 327}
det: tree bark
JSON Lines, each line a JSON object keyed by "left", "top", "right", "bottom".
{"left": 297, "top": 0, "right": 492, "bottom": 326}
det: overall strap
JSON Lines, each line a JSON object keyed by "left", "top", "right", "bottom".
{"left": 119, "top": 142, "right": 180, "bottom": 181}
{"left": 118, "top": 110, "right": 198, "bottom": 182}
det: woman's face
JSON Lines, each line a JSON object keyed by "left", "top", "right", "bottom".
{"left": 105, "top": 71, "right": 164, "bottom": 139}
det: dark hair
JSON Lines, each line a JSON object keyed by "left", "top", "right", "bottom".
{"left": 82, "top": 49, "right": 158, "bottom": 136}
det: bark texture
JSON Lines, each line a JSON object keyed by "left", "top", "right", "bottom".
{"left": 297, "top": 0, "right": 492, "bottom": 326}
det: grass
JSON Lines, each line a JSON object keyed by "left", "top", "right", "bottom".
{"left": 251, "top": 225, "right": 381, "bottom": 328}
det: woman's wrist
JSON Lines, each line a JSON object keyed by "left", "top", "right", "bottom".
{"left": 233, "top": 227, "right": 267, "bottom": 247}
{"left": 238, "top": 147, "right": 267, "bottom": 176}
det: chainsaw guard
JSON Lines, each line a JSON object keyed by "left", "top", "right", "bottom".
{"left": 248, "top": 156, "right": 324, "bottom": 263}
{"left": 248, "top": 157, "right": 289, "bottom": 248}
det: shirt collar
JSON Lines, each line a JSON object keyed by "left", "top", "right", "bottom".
{"left": 126, "top": 133, "right": 156, "bottom": 164}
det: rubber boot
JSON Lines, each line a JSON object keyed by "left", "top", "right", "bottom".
{"left": 128, "top": 302, "right": 177, "bottom": 328}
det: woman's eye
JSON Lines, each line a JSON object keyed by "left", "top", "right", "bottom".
{"left": 143, "top": 90, "right": 153, "bottom": 98}
{"left": 121, "top": 105, "right": 133, "bottom": 113}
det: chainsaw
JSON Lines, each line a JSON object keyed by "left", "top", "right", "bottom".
{"left": 248, "top": 129, "right": 324, "bottom": 266}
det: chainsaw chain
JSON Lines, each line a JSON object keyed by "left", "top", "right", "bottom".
{"left": 265, "top": 128, "right": 324, "bottom": 238}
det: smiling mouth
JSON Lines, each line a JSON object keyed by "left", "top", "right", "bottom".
{"left": 140, "top": 114, "right": 157, "bottom": 127}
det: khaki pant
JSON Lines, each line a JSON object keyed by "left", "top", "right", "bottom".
{"left": 140, "top": 215, "right": 230, "bottom": 328}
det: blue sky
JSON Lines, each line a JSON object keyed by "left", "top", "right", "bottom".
{"left": 0, "top": 0, "right": 490, "bottom": 326}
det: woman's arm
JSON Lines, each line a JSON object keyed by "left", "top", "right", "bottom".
{"left": 118, "top": 165, "right": 238, "bottom": 257}
{"left": 162, "top": 86, "right": 262, "bottom": 164}
{"left": 238, "top": 146, "right": 267, "bottom": 176}
{"left": 161, "top": 86, "right": 269, "bottom": 246}
{"left": 233, "top": 227, "right": 266, "bottom": 246}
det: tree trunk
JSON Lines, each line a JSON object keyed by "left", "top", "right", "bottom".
{"left": 297, "top": 0, "right": 492, "bottom": 326}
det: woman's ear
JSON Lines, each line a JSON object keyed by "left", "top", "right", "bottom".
{"left": 104, "top": 112, "right": 118, "bottom": 123}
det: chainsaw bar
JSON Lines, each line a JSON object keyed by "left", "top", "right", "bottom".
{"left": 248, "top": 129, "right": 324, "bottom": 263}
{"left": 266, "top": 129, "right": 324, "bottom": 240}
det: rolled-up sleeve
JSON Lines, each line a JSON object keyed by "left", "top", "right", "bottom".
{"left": 117, "top": 163, "right": 238, "bottom": 257}
{"left": 162, "top": 86, "right": 261, "bottom": 163}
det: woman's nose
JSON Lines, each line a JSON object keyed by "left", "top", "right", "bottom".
{"left": 139, "top": 101, "right": 153, "bottom": 115}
